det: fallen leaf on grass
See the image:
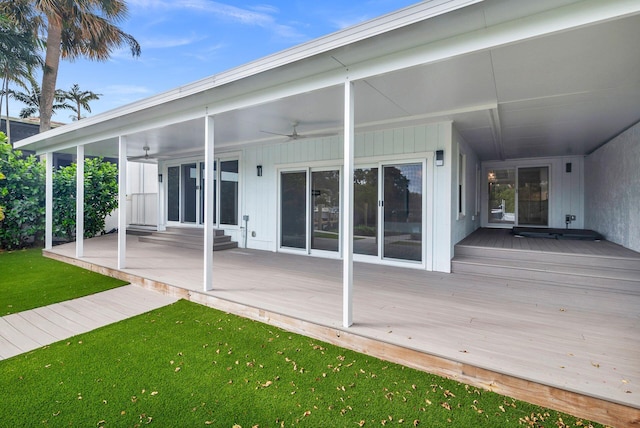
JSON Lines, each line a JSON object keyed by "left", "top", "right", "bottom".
{"left": 441, "top": 402, "right": 451, "bottom": 410}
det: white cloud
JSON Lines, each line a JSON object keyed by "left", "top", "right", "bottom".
{"left": 128, "top": 0, "right": 305, "bottom": 41}
{"left": 141, "top": 35, "right": 206, "bottom": 49}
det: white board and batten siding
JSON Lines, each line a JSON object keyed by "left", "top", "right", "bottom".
{"left": 239, "top": 121, "right": 459, "bottom": 272}
{"left": 481, "top": 156, "right": 585, "bottom": 230}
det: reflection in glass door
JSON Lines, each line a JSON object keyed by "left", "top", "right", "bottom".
{"left": 383, "top": 163, "right": 422, "bottom": 262}
{"left": 353, "top": 167, "right": 378, "bottom": 256}
{"left": 167, "top": 166, "right": 180, "bottom": 222}
{"left": 487, "top": 168, "right": 515, "bottom": 225}
{"left": 311, "top": 170, "right": 340, "bottom": 252}
{"left": 518, "top": 167, "right": 549, "bottom": 226}
{"left": 280, "top": 171, "right": 307, "bottom": 249}
{"left": 182, "top": 163, "right": 197, "bottom": 223}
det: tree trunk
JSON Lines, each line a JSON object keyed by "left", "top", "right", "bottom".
{"left": 40, "top": 19, "right": 63, "bottom": 132}
{"left": 2, "top": 76, "right": 10, "bottom": 146}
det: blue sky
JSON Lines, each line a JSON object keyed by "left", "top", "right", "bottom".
{"left": 19, "top": 0, "right": 419, "bottom": 123}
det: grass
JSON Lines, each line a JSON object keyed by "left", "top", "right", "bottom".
{"left": 0, "top": 248, "right": 128, "bottom": 315}
{"left": 0, "top": 300, "right": 606, "bottom": 428}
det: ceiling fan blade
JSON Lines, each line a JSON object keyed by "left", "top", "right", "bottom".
{"left": 260, "top": 130, "right": 292, "bottom": 137}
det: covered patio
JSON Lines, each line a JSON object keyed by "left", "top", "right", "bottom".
{"left": 45, "top": 232, "right": 640, "bottom": 427}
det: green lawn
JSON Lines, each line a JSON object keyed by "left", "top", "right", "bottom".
{"left": 0, "top": 300, "right": 604, "bottom": 428}
{"left": 0, "top": 248, "right": 128, "bottom": 315}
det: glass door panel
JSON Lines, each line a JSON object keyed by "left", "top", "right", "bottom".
{"left": 518, "top": 167, "right": 549, "bottom": 226}
{"left": 353, "top": 167, "right": 378, "bottom": 256}
{"left": 199, "top": 162, "right": 218, "bottom": 225}
{"left": 181, "top": 163, "right": 197, "bottom": 223}
{"left": 383, "top": 163, "right": 422, "bottom": 262}
{"left": 311, "top": 170, "right": 340, "bottom": 252}
{"left": 487, "top": 168, "right": 515, "bottom": 225}
{"left": 220, "top": 160, "right": 239, "bottom": 225}
{"left": 167, "top": 166, "right": 180, "bottom": 222}
{"left": 281, "top": 171, "right": 307, "bottom": 249}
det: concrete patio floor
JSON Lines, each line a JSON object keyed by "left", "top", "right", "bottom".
{"left": 44, "top": 233, "right": 640, "bottom": 427}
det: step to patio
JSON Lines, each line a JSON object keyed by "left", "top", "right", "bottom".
{"left": 138, "top": 227, "right": 238, "bottom": 251}
{"left": 452, "top": 246, "right": 640, "bottom": 293}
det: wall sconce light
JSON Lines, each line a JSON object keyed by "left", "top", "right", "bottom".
{"left": 256, "top": 165, "right": 263, "bottom": 177}
{"left": 158, "top": 174, "right": 163, "bottom": 183}
{"left": 435, "top": 150, "right": 444, "bottom": 166}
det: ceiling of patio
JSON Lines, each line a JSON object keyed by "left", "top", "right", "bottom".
{"left": 102, "top": 9, "right": 640, "bottom": 163}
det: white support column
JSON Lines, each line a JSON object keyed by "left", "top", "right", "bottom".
{"left": 117, "top": 137, "right": 127, "bottom": 269}
{"left": 75, "top": 145, "right": 84, "bottom": 258}
{"left": 45, "top": 152, "right": 53, "bottom": 250}
{"left": 342, "top": 80, "right": 355, "bottom": 328}
{"left": 203, "top": 115, "right": 215, "bottom": 291}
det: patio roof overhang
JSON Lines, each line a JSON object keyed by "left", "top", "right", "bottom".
{"left": 15, "top": 0, "right": 640, "bottom": 162}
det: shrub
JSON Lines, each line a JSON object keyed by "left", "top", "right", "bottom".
{"left": 53, "top": 157, "right": 118, "bottom": 241}
{"left": 0, "top": 134, "right": 45, "bottom": 249}
{"left": 0, "top": 132, "right": 119, "bottom": 249}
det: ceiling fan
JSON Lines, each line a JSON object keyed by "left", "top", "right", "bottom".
{"left": 127, "top": 145, "right": 157, "bottom": 163}
{"left": 260, "top": 122, "right": 336, "bottom": 141}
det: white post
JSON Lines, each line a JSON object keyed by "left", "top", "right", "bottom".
{"left": 203, "top": 115, "right": 215, "bottom": 291}
{"left": 75, "top": 145, "right": 84, "bottom": 258}
{"left": 342, "top": 80, "right": 355, "bottom": 328}
{"left": 45, "top": 152, "right": 53, "bottom": 250}
{"left": 118, "top": 137, "right": 127, "bottom": 269}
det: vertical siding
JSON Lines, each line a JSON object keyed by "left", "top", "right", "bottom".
{"left": 240, "top": 122, "right": 449, "bottom": 263}
{"left": 481, "top": 156, "right": 585, "bottom": 229}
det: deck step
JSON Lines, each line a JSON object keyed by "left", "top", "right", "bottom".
{"left": 138, "top": 228, "right": 237, "bottom": 251}
{"left": 454, "top": 245, "right": 640, "bottom": 271}
{"left": 452, "top": 255, "right": 640, "bottom": 290}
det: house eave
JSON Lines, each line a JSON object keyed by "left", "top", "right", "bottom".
{"left": 14, "top": 0, "right": 481, "bottom": 152}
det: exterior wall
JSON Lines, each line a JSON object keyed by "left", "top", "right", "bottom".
{"left": 481, "top": 156, "right": 584, "bottom": 229}
{"left": 585, "top": 121, "right": 640, "bottom": 252}
{"left": 451, "top": 125, "right": 480, "bottom": 247}
{"left": 239, "top": 121, "right": 454, "bottom": 271}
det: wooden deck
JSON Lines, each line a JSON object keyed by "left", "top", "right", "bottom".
{"left": 0, "top": 285, "right": 178, "bottom": 360}
{"left": 43, "top": 232, "right": 640, "bottom": 427}
{"left": 457, "top": 227, "right": 640, "bottom": 257}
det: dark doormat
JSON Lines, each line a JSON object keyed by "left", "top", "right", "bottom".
{"left": 512, "top": 227, "right": 603, "bottom": 240}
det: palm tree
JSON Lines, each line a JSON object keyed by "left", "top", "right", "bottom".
{"left": 0, "top": 13, "right": 42, "bottom": 144}
{"left": 10, "top": 81, "right": 70, "bottom": 119}
{"left": 62, "top": 83, "right": 101, "bottom": 121}
{"left": 0, "top": 0, "right": 141, "bottom": 131}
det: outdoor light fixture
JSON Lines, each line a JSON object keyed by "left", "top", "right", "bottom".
{"left": 435, "top": 150, "right": 444, "bottom": 166}
{"left": 257, "top": 165, "right": 263, "bottom": 176}
{"left": 158, "top": 174, "right": 163, "bottom": 183}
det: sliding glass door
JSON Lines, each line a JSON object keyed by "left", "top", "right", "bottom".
{"left": 280, "top": 168, "right": 341, "bottom": 254}
{"left": 311, "top": 170, "right": 340, "bottom": 252}
{"left": 518, "top": 167, "right": 548, "bottom": 226}
{"left": 280, "top": 171, "right": 307, "bottom": 249}
{"left": 382, "top": 163, "right": 423, "bottom": 262}
{"left": 486, "top": 166, "right": 549, "bottom": 227}
{"left": 166, "top": 159, "right": 238, "bottom": 226}
{"left": 353, "top": 167, "right": 378, "bottom": 256}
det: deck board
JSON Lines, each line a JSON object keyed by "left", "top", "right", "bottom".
{"left": 41, "top": 233, "right": 640, "bottom": 426}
